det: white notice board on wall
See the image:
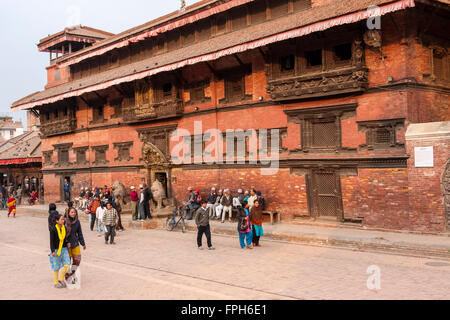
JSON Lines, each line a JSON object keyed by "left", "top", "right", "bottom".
{"left": 414, "top": 146, "right": 434, "bottom": 167}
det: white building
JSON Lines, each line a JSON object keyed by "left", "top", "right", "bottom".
{"left": 0, "top": 116, "right": 24, "bottom": 142}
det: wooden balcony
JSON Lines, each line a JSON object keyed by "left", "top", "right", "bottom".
{"left": 267, "top": 66, "right": 369, "bottom": 101}
{"left": 123, "top": 99, "right": 184, "bottom": 123}
{"left": 40, "top": 118, "right": 77, "bottom": 137}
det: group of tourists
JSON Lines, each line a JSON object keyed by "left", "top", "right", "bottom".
{"left": 189, "top": 187, "right": 266, "bottom": 250}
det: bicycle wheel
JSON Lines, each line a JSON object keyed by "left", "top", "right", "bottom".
{"left": 181, "top": 219, "right": 186, "bottom": 233}
{"left": 166, "top": 217, "right": 175, "bottom": 231}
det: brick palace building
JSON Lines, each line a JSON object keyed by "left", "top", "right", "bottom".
{"left": 11, "top": 0, "right": 449, "bottom": 232}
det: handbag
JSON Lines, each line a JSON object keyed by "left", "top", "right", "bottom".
{"left": 239, "top": 217, "right": 249, "bottom": 232}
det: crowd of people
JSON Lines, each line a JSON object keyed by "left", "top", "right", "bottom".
{"left": 186, "top": 187, "right": 266, "bottom": 250}
{"left": 44, "top": 183, "right": 267, "bottom": 288}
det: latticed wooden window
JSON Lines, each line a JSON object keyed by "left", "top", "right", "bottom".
{"left": 375, "top": 128, "right": 391, "bottom": 144}
{"left": 312, "top": 120, "right": 337, "bottom": 148}
{"left": 59, "top": 149, "right": 69, "bottom": 164}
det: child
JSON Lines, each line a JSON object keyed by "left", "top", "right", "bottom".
{"left": 237, "top": 202, "right": 253, "bottom": 249}
{"left": 7, "top": 193, "right": 16, "bottom": 218}
{"left": 49, "top": 214, "right": 71, "bottom": 288}
{"left": 195, "top": 201, "right": 215, "bottom": 250}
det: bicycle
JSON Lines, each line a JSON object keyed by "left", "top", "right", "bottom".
{"left": 166, "top": 202, "right": 188, "bottom": 233}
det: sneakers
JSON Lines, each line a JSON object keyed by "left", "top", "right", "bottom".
{"left": 198, "top": 246, "right": 204, "bottom": 250}
{"left": 208, "top": 246, "right": 215, "bottom": 250}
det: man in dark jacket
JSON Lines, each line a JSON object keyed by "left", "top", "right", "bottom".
{"left": 63, "top": 179, "right": 70, "bottom": 203}
{"left": 195, "top": 201, "right": 215, "bottom": 250}
{"left": 143, "top": 184, "right": 153, "bottom": 220}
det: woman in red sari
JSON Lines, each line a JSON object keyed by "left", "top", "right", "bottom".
{"left": 7, "top": 194, "right": 16, "bottom": 218}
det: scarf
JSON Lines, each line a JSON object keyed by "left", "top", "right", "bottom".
{"left": 55, "top": 224, "right": 66, "bottom": 256}
{"left": 65, "top": 211, "right": 78, "bottom": 238}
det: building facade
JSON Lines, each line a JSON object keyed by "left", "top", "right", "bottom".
{"left": 12, "top": 0, "right": 450, "bottom": 232}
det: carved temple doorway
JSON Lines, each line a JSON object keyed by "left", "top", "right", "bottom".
{"left": 138, "top": 125, "right": 177, "bottom": 202}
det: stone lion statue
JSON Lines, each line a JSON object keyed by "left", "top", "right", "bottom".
{"left": 151, "top": 179, "right": 166, "bottom": 210}
{"left": 111, "top": 180, "right": 127, "bottom": 206}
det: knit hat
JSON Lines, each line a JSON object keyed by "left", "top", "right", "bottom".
{"left": 130, "top": 186, "right": 135, "bottom": 190}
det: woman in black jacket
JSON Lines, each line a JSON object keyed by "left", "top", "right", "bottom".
{"left": 49, "top": 214, "right": 70, "bottom": 288}
{"left": 64, "top": 207, "right": 86, "bottom": 279}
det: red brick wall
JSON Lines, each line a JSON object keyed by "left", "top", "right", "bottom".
{"left": 406, "top": 133, "right": 450, "bottom": 233}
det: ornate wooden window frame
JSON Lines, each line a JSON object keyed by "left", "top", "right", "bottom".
{"left": 73, "top": 146, "right": 89, "bottom": 165}
{"left": 91, "top": 145, "right": 109, "bottom": 165}
{"left": 109, "top": 97, "right": 123, "bottom": 119}
{"left": 357, "top": 118, "right": 405, "bottom": 150}
{"left": 284, "top": 103, "right": 358, "bottom": 154}
{"left": 53, "top": 143, "right": 73, "bottom": 167}
{"left": 185, "top": 79, "right": 211, "bottom": 106}
{"left": 43, "top": 150, "right": 53, "bottom": 166}
{"left": 114, "top": 142, "right": 134, "bottom": 163}
{"left": 218, "top": 65, "right": 252, "bottom": 104}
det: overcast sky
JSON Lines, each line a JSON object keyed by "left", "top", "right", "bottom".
{"left": 0, "top": 0, "right": 195, "bottom": 129}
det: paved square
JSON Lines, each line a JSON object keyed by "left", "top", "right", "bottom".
{"left": 0, "top": 210, "right": 449, "bottom": 300}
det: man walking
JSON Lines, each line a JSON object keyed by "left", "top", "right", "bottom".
{"left": 195, "top": 201, "right": 215, "bottom": 250}
{"left": 130, "top": 186, "right": 139, "bottom": 221}
{"left": 143, "top": 184, "right": 153, "bottom": 220}
{"left": 103, "top": 202, "right": 119, "bottom": 245}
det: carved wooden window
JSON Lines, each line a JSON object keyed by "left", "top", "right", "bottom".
{"left": 285, "top": 103, "right": 358, "bottom": 153}
{"left": 219, "top": 65, "right": 252, "bottom": 104}
{"left": 156, "top": 37, "right": 166, "bottom": 54}
{"left": 92, "top": 145, "right": 109, "bottom": 165}
{"left": 311, "top": 119, "right": 337, "bottom": 148}
{"left": 358, "top": 118, "right": 405, "bottom": 150}
{"left": 432, "top": 47, "right": 449, "bottom": 82}
{"left": 43, "top": 151, "right": 53, "bottom": 165}
{"left": 54, "top": 143, "right": 72, "bottom": 167}
{"left": 305, "top": 49, "right": 323, "bottom": 70}
{"left": 269, "top": 0, "right": 289, "bottom": 19}
{"left": 249, "top": 1, "right": 267, "bottom": 25}
{"left": 109, "top": 52, "right": 119, "bottom": 68}
{"left": 280, "top": 54, "right": 296, "bottom": 74}
{"left": 196, "top": 19, "right": 211, "bottom": 42}
{"left": 332, "top": 43, "right": 352, "bottom": 65}
{"left": 110, "top": 98, "right": 123, "bottom": 119}
{"left": 74, "top": 147, "right": 89, "bottom": 165}
{"left": 186, "top": 80, "right": 211, "bottom": 105}
{"left": 114, "top": 142, "right": 133, "bottom": 162}
{"left": 162, "top": 83, "right": 173, "bottom": 98}
{"left": 167, "top": 30, "right": 180, "bottom": 51}
{"left": 215, "top": 15, "right": 228, "bottom": 35}
{"left": 182, "top": 24, "right": 196, "bottom": 47}
{"left": 231, "top": 7, "right": 247, "bottom": 31}
{"left": 59, "top": 149, "right": 69, "bottom": 164}
{"left": 92, "top": 104, "right": 105, "bottom": 123}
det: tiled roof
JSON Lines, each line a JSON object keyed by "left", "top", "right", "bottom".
{"left": 12, "top": 0, "right": 431, "bottom": 110}
{"left": 0, "top": 131, "right": 41, "bottom": 160}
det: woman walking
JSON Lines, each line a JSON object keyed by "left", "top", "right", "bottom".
{"left": 251, "top": 200, "right": 264, "bottom": 247}
{"left": 7, "top": 193, "right": 16, "bottom": 218}
{"left": 64, "top": 207, "right": 86, "bottom": 281}
{"left": 237, "top": 202, "right": 253, "bottom": 249}
{"left": 49, "top": 214, "right": 71, "bottom": 288}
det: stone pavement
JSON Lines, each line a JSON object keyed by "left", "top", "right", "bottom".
{"left": 1, "top": 209, "right": 450, "bottom": 300}
{"left": 17, "top": 204, "right": 450, "bottom": 259}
